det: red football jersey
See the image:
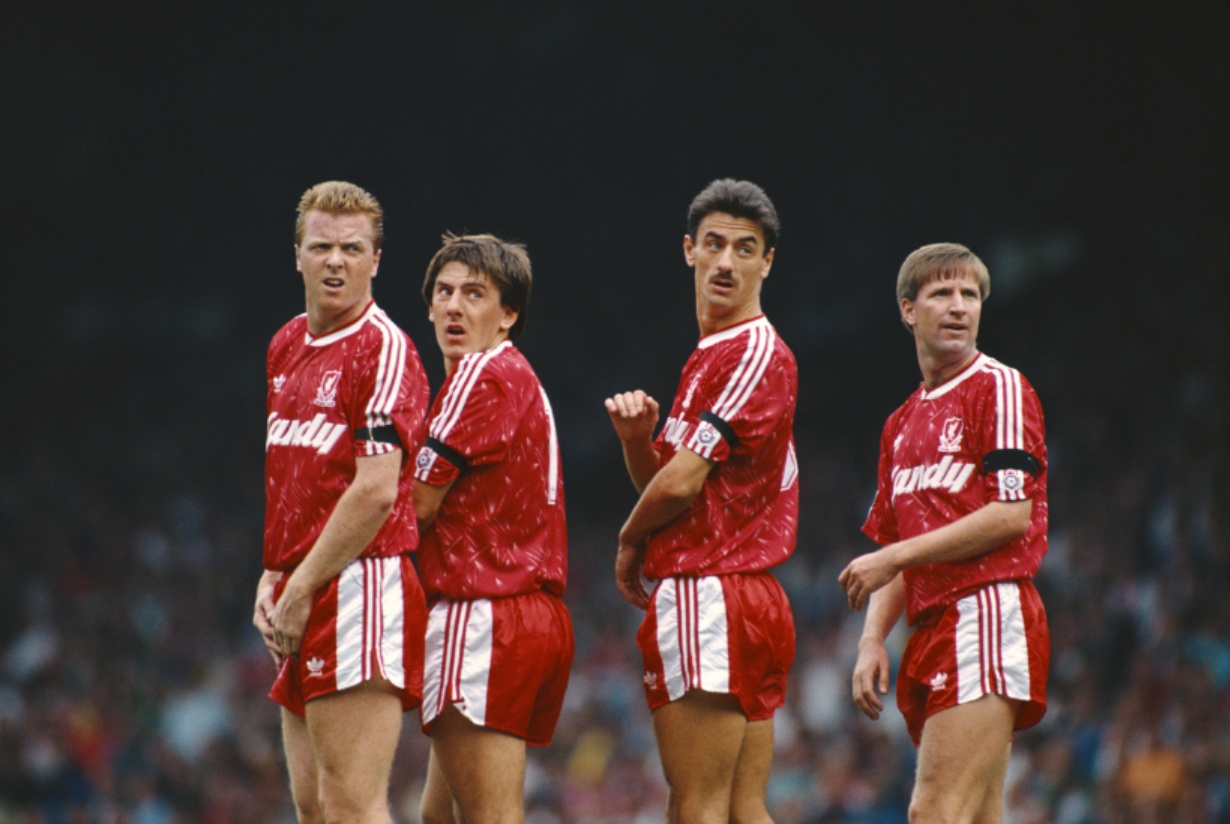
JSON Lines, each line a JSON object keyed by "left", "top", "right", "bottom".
{"left": 862, "top": 352, "right": 1049, "bottom": 624}
{"left": 264, "top": 302, "right": 429, "bottom": 571}
{"left": 413, "top": 342, "right": 567, "bottom": 600}
{"left": 644, "top": 315, "right": 799, "bottom": 578}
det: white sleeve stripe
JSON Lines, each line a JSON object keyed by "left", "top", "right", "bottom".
{"left": 364, "top": 311, "right": 407, "bottom": 426}
{"left": 719, "top": 326, "right": 773, "bottom": 420}
{"left": 982, "top": 360, "right": 1028, "bottom": 501}
{"left": 430, "top": 345, "right": 503, "bottom": 441}
{"left": 711, "top": 325, "right": 774, "bottom": 422}
{"left": 374, "top": 311, "right": 405, "bottom": 421}
{"left": 709, "top": 325, "right": 762, "bottom": 418}
{"left": 539, "top": 387, "right": 560, "bottom": 505}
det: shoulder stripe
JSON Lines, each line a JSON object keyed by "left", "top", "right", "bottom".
{"left": 430, "top": 344, "right": 505, "bottom": 441}
{"left": 365, "top": 310, "right": 406, "bottom": 427}
{"left": 711, "top": 324, "right": 774, "bottom": 422}
{"left": 980, "top": 358, "right": 1027, "bottom": 501}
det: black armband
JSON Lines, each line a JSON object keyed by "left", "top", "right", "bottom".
{"left": 982, "top": 448, "right": 1040, "bottom": 477}
{"left": 425, "top": 436, "right": 469, "bottom": 471}
{"left": 699, "top": 410, "right": 740, "bottom": 447}
{"left": 355, "top": 424, "right": 402, "bottom": 446}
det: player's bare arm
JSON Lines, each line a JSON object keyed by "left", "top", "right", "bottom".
{"left": 839, "top": 499, "right": 1032, "bottom": 611}
{"left": 253, "top": 569, "right": 284, "bottom": 666}
{"left": 851, "top": 573, "right": 906, "bottom": 720}
{"left": 271, "top": 449, "right": 403, "bottom": 657}
{"left": 411, "top": 477, "right": 458, "bottom": 531}
{"left": 605, "top": 390, "right": 661, "bottom": 493}
{"left": 616, "top": 447, "right": 713, "bottom": 609}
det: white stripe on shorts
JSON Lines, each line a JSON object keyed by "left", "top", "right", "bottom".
{"left": 654, "top": 577, "right": 731, "bottom": 701}
{"left": 336, "top": 556, "right": 406, "bottom": 691}
{"left": 955, "top": 581, "right": 1030, "bottom": 706}
{"left": 422, "top": 598, "right": 494, "bottom": 727}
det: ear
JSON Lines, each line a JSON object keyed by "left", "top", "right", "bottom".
{"left": 499, "top": 306, "right": 519, "bottom": 332}
{"left": 682, "top": 234, "right": 696, "bottom": 267}
{"left": 371, "top": 248, "right": 381, "bottom": 278}
{"left": 295, "top": 245, "right": 302, "bottom": 272}
{"left": 761, "top": 247, "right": 775, "bottom": 279}
{"left": 900, "top": 298, "right": 916, "bottom": 328}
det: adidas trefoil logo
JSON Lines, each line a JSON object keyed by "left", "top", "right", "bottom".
{"left": 643, "top": 671, "right": 659, "bottom": 689}
{"left": 307, "top": 657, "right": 326, "bottom": 677}
{"left": 929, "top": 671, "right": 948, "bottom": 690}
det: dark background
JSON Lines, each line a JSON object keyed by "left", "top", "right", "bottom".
{"left": 2, "top": 3, "right": 1227, "bottom": 821}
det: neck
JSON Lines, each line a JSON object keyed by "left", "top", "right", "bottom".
{"left": 307, "top": 301, "right": 369, "bottom": 337}
{"left": 919, "top": 348, "right": 978, "bottom": 388}
{"left": 697, "top": 302, "right": 761, "bottom": 337}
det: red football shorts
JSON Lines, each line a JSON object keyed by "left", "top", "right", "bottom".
{"left": 421, "top": 590, "right": 574, "bottom": 747}
{"left": 638, "top": 571, "right": 795, "bottom": 721}
{"left": 270, "top": 554, "right": 427, "bottom": 717}
{"left": 898, "top": 579, "right": 1049, "bottom": 746}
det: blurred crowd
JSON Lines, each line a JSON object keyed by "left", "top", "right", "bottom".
{"left": 1, "top": 315, "right": 1227, "bottom": 824}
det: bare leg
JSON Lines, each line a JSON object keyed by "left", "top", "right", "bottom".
{"left": 282, "top": 708, "right": 324, "bottom": 824}
{"left": 420, "top": 746, "right": 460, "bottom": 824}
{"left": 909, "top": 693, "right": 1017, "bottom": 824}
{"left": 430, "top": 705, "right": 527, "bottom": 824}
{"left": 652, "top": 690, "right": 748, "bottom": 824}
{"left": 302, "top": 678, "right": 404, "bottom": 824}
{"left": 729, "top": 718, "right": 775, "bottom": 824}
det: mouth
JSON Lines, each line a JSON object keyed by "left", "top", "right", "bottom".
{"left": 322, "top": 277, "right": 345, "bottom": 289}
{"left": 444, "top": 323, "right": 465, "bottom": 339}
{"left": 709, "top": 275, "right": 735, "bottom": 292}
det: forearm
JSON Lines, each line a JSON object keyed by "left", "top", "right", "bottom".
{"left": 860, "top": 573, "right": 906, "bottom": 644}
{"left": 619, "top": 452, "right": 708, "bottom": 546}
{"left": 622, "top": 438, "right": 661, "bottom": 494}
{"left": 884, "top": 499, "right": 1031, "bottom": 571}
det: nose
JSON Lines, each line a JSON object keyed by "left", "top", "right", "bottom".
{"left": 716, "top": 245, "right": 735, "bottom": 271}
{"left": 325, "top": 246, "right": 345, "bottom": 268}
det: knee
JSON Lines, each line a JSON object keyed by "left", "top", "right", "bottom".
{"left": 420, "top": 799, "right": 457, "bottom": 824}
{"left": 316, "top": 780, "right": 383, "bottom": 824}
{"left": 729, "top": 798, "right": 772, "bottom": 824}
{"left": 289, "top": 791, "right": 326, "bottom": 824}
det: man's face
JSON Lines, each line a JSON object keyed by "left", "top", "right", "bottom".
{"left": 428, "top": 261, "right": 517, "bottom": 373}
{"left": 901, "top": 269, "right": 983, "bottom": 367}
{"left": 684, "top": 212, "right": 773, "bottom": 326}
{"left": 295, "top": 210, "right": 380, "bottom": 335}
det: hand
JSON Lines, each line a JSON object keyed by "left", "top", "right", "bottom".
{"left": 852, "top": 637, "right": 891, "bottom": 720}
{"left": 838, "top": 548, "right": 899, "bottom": 611}
{"left": 270, "top": 578, "right": 313, "bottom": 659}
{"left": 605, "top": 390, "right": 660, "bottom": 443}
{"left": 253, "top": 570, "right": 284, "bottom": 667}
{"left": 615, "top": 540, "right": 650, "bottom": 610}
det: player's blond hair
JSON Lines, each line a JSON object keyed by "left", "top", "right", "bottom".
{"left": 896, "top": 242, "right": 990, "bottom": 304}
{"left": 422, "top": 233, "right": 533, "bottom": 341}
{"left": 294, "top": 181, "right": 385, "bottom": 252}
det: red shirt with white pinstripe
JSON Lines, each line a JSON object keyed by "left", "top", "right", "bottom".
{"left": 644, "top": 315, "right": 799, "bottom": 579}
{"left": 413, "top": 342, "right": 567, "bottom": 600}
{"left": 862, "top": 352, "right": 1048, "bottom": 625}
{"left": 263, "top": 301, "right": 429, "bottom": 571}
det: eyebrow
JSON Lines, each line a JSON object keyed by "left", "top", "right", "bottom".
{"left": 704, "top": 230, "right": 760, "bottom": 246}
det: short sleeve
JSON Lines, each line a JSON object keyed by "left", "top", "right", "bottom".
{"left": 977, "top": 370, "right": 1046, "bottom": 503}
{"left": 413, "top": 363, "right": 519, "bottom": 486}
{"left": 347, "top": 325, "right": 428, "bottom": 459}
{"left": 686, "top": 326, "right": 793, "bottom": 462}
